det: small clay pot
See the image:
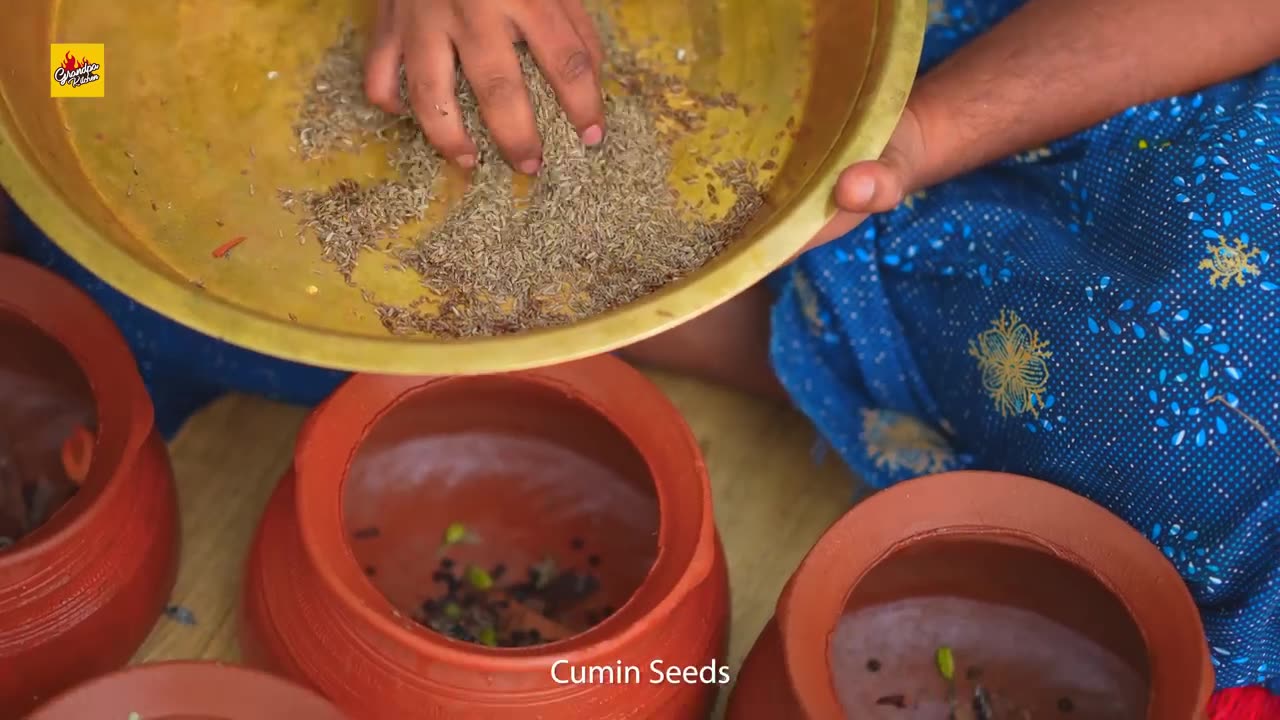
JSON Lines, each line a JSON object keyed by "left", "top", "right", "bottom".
{"left": 0, "top": 255, "right": 179, "bottom": 719}
{"left": 26, "top": 660, "right": 349, "bottom": 719}
{"left": 727, "top": 471, "right": 1214, "bottom": 720}
{"left": 241, "top": 356, "right": 730, "bottom": 719}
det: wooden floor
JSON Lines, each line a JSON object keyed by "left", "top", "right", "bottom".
{"left": 130, "top": 370, "right": 860, "bottom": 717}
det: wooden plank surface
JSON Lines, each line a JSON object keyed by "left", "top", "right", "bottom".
{"left": 131, "top": 371, "right": 858, "bottom": 717}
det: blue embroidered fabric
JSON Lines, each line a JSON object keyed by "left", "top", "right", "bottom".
{"left": 769, "top": 0, "right": 1280, "bottom": 691}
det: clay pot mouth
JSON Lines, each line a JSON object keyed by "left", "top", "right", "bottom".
{"left": 0, "top": 255, "right": 152, "bottom": 567}
{"left": 780, "top": 471, "right": 1212, "bottom": 719}
{"left": 293, "top": 356, "right": 712, "bottom": 672}
{"left": 25, "top": 661, "right": 347, "bottom": 719}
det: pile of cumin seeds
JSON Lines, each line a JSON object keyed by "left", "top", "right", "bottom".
{"left": 278, "top": 178, "right": 433, "bottom": 280}
{"left": 280, "top": 21, "right": 765, "bottom": 338}
{"left": 292, "top": 24, "right": 411, "bottom": 160}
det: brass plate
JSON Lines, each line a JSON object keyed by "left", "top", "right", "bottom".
{"left": 0, "top": 0, "right": 924, "bottom": 373}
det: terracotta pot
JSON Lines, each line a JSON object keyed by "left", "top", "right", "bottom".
{"left": 26, "top": 660, "right": 349, "bottom": 719}
{"left": 0, "top": 192, "right": 13, "bottom": 253}
{"left": 727, "top": 471, "right": 1214, "bottom": 720}
{"left": 0, "top": 255, "right": 179, "bottom": 719}
{"left": 241, "top": 356, "right": 730, "bottom": 719}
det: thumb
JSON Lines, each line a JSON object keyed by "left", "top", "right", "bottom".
{"left": 833, "top": 108, "right": 924, "bottom": 214}
{"left": 833, "top": 160, "right": 907, "bottom": 215}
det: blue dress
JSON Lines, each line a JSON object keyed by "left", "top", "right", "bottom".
{"left": 770, "top": 0, "right": 1280, "bottom": 692}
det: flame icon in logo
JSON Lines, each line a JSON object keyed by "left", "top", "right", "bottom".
{"left": 60, "top": 51, "right": 87, "bottom": 73}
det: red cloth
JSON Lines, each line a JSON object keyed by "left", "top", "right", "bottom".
{"left": 1209, "top": 686, "right": 1280, "bottom": 720}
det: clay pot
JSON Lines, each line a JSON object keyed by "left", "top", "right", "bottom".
{"left": 727, "top": 471, "right": 1213, "bottom": 720}
{"left": 0, "top": 255, "right": 179, "bottom": 718}
{"left": 0, "top": 193, "right": 13, "bottom": 253}
{"left": 241, "top": 356, "right": 730, "bottom": 719}
{"left": 27, "top": 660, "right": 349, "bottom": 719}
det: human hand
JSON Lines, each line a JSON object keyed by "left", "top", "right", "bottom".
{"left": 799, "top": 104, "right": 928, "bottom": 254}
{"left": 364, "top": 0, "right": 606, "bottom": 175}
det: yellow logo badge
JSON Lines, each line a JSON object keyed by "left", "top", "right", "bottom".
{"left": 50, "top": 43, "right": 104, "bottom": 98}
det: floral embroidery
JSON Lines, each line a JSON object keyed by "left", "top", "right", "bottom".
{"left": 1060, "top": 169, "right": 1098, "bottom": 237}
{"left": 1170, "top": 96, "right": 1278, "bottom": 218}
{"left": 1078, "top": 272, "right": 1280, "bottom": 459}
{"left": 861, "top": 409, "right": 956, "bottom": 474}
{"left": 969, "top": 310, "right": 1053, "bottom": 418}
{"left": 1208, "top": 395, "right": 1280, "bottom": 459}
{"left": 1199, "top": 235, "right": 1262, "bottom": 288}
{"left": 1149, "top": 521, "right": 1225, "bottom": 592}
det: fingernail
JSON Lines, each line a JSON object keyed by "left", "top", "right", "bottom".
{"left": 850, "top": 176, "right": 875, "bottom": 207}
{"left": 580, "top": 124, "right": 604, "bottom": 147}
{"left": 456, "top": 154, "right": 476, "bottom": 169}
{"left": 519, "top": 158, "right": 541, "bottom": 175}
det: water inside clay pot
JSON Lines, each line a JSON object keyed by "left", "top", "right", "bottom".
{"left": 828, "top": 537, "right": 1149, "bottom": 719}
{"left": 0, "top": 312, "right": 96, "bottom": 549}
{"left": 342, "top": 376, "right": 660, "bottom": 648}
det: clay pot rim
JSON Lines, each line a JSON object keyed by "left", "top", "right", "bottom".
{"left": 779, "top": 470, "right": 1214, "bottom": 719}
{"left": 292, "top": 355, "right": 717, "bottom": 672}
{"left": 0, "top": 254, "right": 153, "bottom": 567}
{"left": 25, "top": 660, "right": 347, "bottom": 719}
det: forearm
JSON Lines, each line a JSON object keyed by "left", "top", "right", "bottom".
{"left": 909, "top": 0, "right": 1280, "bottom": 190}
